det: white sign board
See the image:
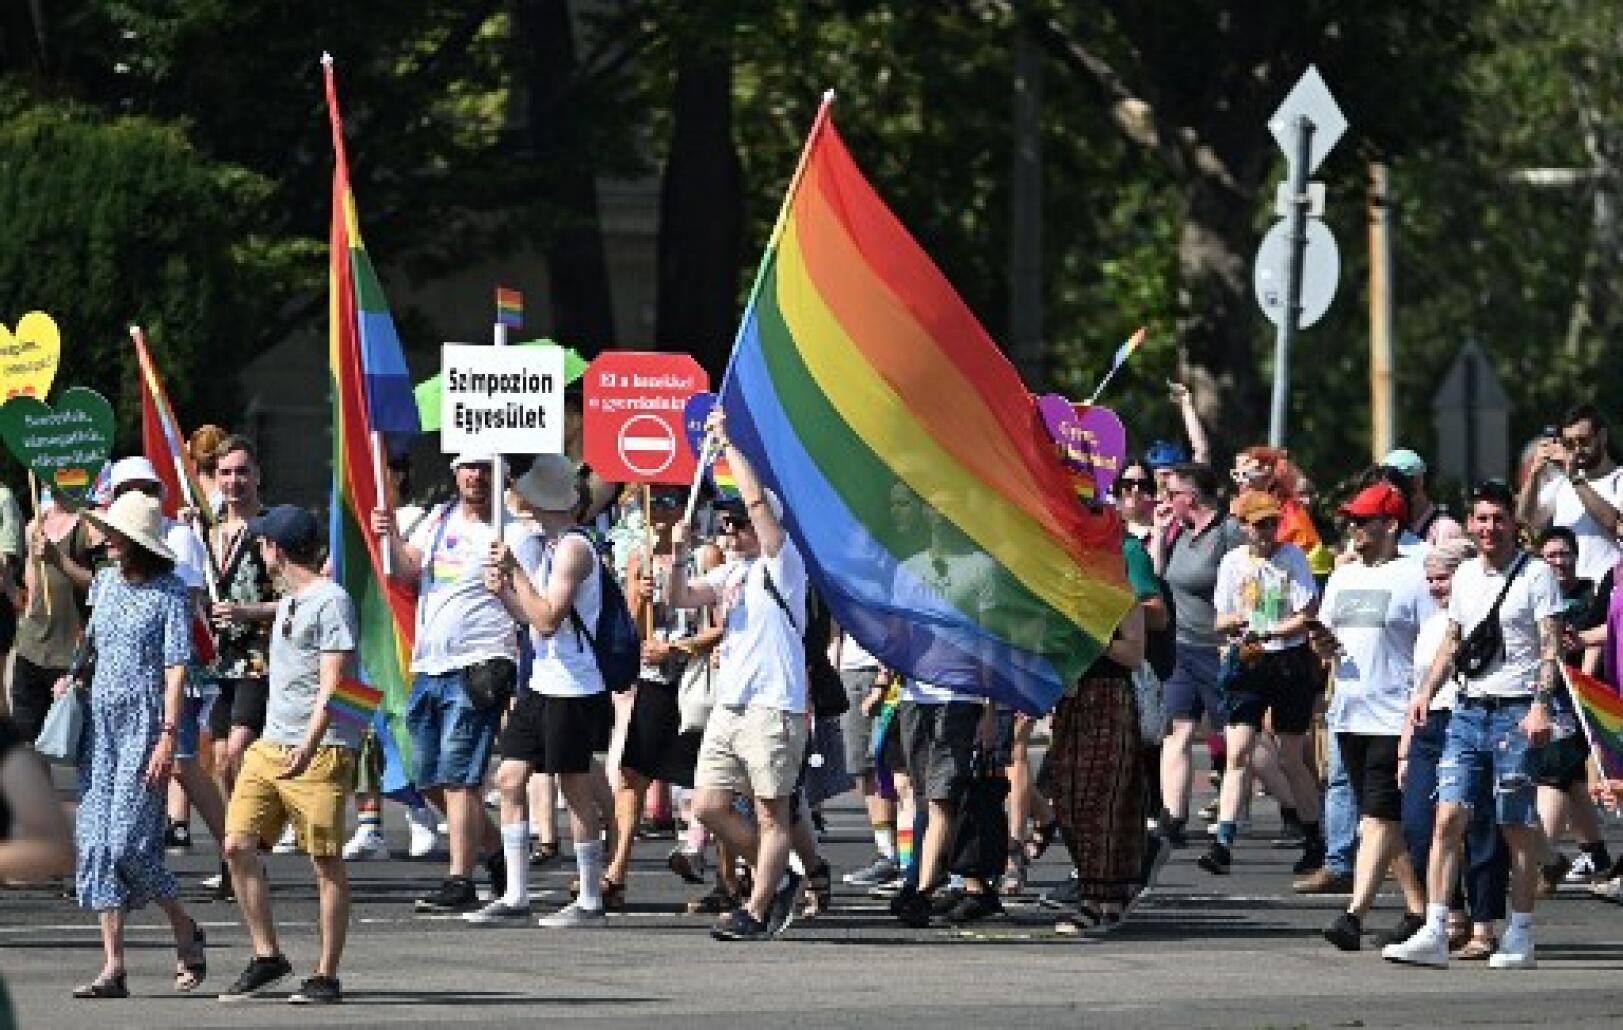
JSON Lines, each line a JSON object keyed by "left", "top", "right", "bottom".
{"left": 1269, "top": 65, "right": 1347, "bottom": 175}
{"left": 439, "top": 343, "right": 565, "bottom": 455}
{"left": 1254, "top": 219, "right": 1340, "bottom": 329}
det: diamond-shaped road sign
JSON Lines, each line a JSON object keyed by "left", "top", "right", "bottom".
{"left": 1269, "top": 65, "right": 1347, "bottom": 174}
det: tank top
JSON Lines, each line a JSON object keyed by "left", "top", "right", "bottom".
{"left": 529, "top": 534, "right": 605, "bottom": 697}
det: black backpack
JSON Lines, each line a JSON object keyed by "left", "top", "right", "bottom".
{"left": 762, "top": 567, "right": 850, "bottom": 717}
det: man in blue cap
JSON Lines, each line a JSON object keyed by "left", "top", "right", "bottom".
{"left": 1382, "top": 448, "right": 1463, "bottom": 547}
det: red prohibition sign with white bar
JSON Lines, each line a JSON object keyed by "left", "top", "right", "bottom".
{"left": 583, "top": 351, "right": 709, "bottom": 485}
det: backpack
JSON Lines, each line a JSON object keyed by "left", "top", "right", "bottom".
{"left": 762, "top": 566, "right": 850, "bottom": 717}
{"left": 562, "top": 529, "right": 641, "bottom": 692}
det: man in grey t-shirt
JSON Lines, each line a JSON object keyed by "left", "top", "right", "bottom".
{"left": 219, "top": 504, "right": 358, "bottom": 1004}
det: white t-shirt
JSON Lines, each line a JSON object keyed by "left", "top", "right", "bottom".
{"left": 407, "top": 503, "right": 544, "bottom": 675}
{"left": 835, "top": 631, "right": 879, "bottom": 672}
{"left": 1413, "top": 610, "right": 1457, "bottom": 711}
{"left": 163, "top": 517, "right": 209, "bottom": 591}
{"left": 528, "top": 534, "right": 605, "bottom": 698}
{"left": 699, "top": 540, "right": 808, "bottom": 713}
{"left": 1447, "top": 552, "right": 1563, "bottom": 698}
{"left": 1395, "top": 530, "right": 1430, "bottom": 560}
{"left": 1213, "top": 543, "right": 1318, "bottom": 651}
{"left": 894, "top": 549, "right": 992, "bottom": 703}
{"left": 1538, "top": 468, "right": 1623, "bottom": 584}
{"left": 1322, "top": 556, "right": 1434, "bottom": 734}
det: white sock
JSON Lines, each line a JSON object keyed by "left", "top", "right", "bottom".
{"left": 500, "top": 822, "right": 530, "bottom": 907}
{"left": 1508, "top": 910, "right": 1534, "bottom": 933}
{"left": 576, "top": 841, "right": 605, "bottom": 909}
{"left": 1426, "top": 903, "right": 1449, "bottom": 933}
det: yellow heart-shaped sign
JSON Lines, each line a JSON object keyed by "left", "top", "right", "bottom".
{"left": 0, "top": 311, "right": 62, "bottom": 400}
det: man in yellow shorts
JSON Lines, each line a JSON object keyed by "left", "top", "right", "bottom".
{"left": 219, "top": 505, "right": 359, "bottom": 1004}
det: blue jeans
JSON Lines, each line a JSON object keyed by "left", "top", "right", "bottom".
{"left": 1401, "top": 710, "right": 1509, "bottom": 923}
{"left": 406, "top": 670, "right": 501, "bottom": 789}
{"left": 1323, "top": 731, "right": 1357, "bottom": 877}
{"left": 1438, "top": 699, "right": 1539, "bottom": 826}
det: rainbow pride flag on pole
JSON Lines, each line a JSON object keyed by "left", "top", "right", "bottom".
{"left": 328, "top": 677, "right": 385, "bottom": 729}
{"left": 496, "top": 286, "right": 524, "bottom": 328}
{"left": 719, "top": 97, "right": 1132, "bottom": 714}
{"left": 1565, "top": 664, "right": 1623, "bottom": 772}
{"left": 131, "top": 326, "right": 213, "bottom": 527}
{"left": 322, "top": 54, "right": 419, "bottom": 784}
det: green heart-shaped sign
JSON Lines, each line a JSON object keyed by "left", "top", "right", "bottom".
{"left": 0, "top": 386, "right": 115, "bottom": 500}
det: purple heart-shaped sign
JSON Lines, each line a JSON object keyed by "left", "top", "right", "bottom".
{"left": 1036, "top": 393, "right": 1094, "bottom": 473}
{"left": 1073, "top": 404, "right": 1128, "bottom": 498}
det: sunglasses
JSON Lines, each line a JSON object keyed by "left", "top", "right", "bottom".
{"left": 1344, "top": 514, "right": 1382, "bottom": 528}
{"left": 718, "top": 515, "right": 752, "bottom": 530}
{"left": 1118, "top": 477, "right": 1155, "bottom": 493}
{"left": 282, "top": 596, "right": 298, "bottom": 639}
{"left": 650, "top": 494, "right": 683, "bottom": 511}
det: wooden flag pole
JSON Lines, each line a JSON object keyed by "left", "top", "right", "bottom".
{"left": 639, "top": 483, "right": 655, "bottom": 639}
{"left": 492, "top": 317, "right": 508, "bottom": 544}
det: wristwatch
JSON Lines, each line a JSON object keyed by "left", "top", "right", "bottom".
{"left": 1570, "top": 468, "right": 1589, "bottom": 487}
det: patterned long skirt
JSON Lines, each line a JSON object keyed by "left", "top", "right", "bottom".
{"left": 1040, "top": 675, "right": 1145, "bottom": 903}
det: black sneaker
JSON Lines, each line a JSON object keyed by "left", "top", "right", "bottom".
{"left": 710, "top": 907, "right": 768, "bottom": 941}
{"left": 764, "top": 869, "right": 804, "bottom": 938}
{"left": 637, "top": 817, "right": 678, "bottom": 841}
{"left": 887, "top": 883, "right": 916, "bottom": 916}
{"left": 1323, "top": 911, "right": 1362, "bottom": 951}
{"left": 895, "top": 887, "right": 933, "bottom": 929}
{"left": 1372, "top": 911, "right": 1428, "bottom": 948}
{"left": 1292, "top": 839, "right": 1326, "bottom": 875}
{"left": 165, "top": 821, "right": 193, "bottom": 854}
{"left": 946, "top": 891, "right": 1004, "bottom": 925}
{"left": 1160, "top": 815, "right": 1188, "bottom": 849}
{"left": 211, "top": 863, "right": 236, "bottom": 903}
{"left": 484, "top": 851, "right": 507, "bottom": 902}
{"left": 415, "top": 876, "right": 479, "bottom": 913}
{"left": 219, "top": 954, "right": 294, "bottom": 1001}
{"left": 288, "top": 975, "right": 342, "bottom": 1005}
{"left": 1197, "top": 842, "right": 1232, "bottom": 875}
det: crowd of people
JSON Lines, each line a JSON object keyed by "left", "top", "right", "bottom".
{"left": 2, "top": 391, "right": 1621, "bottom": 1008}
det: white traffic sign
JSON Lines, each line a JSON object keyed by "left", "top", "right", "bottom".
{"left": 617, "top": 414, "right": 678, "bottom": 477}
{"left": 1254, "top": 219, "right": 1340, "bottom": 329}
{"left": 1269, "top": 65, "right": 1347, "bottom": 174}
{"left": 440, "top": 342, "right": 565, "bottom": 455}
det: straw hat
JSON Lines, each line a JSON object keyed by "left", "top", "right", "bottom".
{"left": 83, "top": 491, "right": 176, "bottom": 562}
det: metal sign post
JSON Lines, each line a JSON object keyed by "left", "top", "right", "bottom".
{"left": 1268, "top": 115, "right": 1315, "bottom": 448}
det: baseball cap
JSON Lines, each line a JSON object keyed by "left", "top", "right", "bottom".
{"left": 718, "top": 488, "right": 783, "bottom": 523}
{"left": 1230, "top": 489, "right": 1282, "bottom": 524}
{"left": 109, "top": 456, "right": 164, "bottom": 496}
{"left": 248, "top": 504, "right": 321, "bottom": 552}
{"left": 1145, "top": 440, "right": 1188, "bottom": 470}
{"left": 1339, "top": 482, "right": 1408, "bottom": 522}
{"left": 1381, "top": 448, "right": 1426, "bottom": 476}
{"left": 450, "top": 452, "right": 496, "bottom": 470}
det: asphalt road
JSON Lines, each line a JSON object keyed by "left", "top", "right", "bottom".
{"left": 4, "top": 775, "right": 1621, "bottom": 1029}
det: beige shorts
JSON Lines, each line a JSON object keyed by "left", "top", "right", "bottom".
{"left": 694, "top": 705, "right": 808, "bottom": 800}
{"left": 225, "top": 740, "right": 354, "bottom": 857}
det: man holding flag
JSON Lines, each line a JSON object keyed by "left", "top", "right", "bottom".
{"left": 220, "top": 505, "right": 359, "bottom": 1004}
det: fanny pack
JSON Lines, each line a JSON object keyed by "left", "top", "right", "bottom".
{"left": 1454, "top": 553, "right": 1528, "bottom": 680}
{"left": 462, "top": 657, "right": 517, "bottom": 712}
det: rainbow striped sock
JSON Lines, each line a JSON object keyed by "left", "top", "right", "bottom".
{"left": 896, "top": 825, "right": 914, "bottom": 872}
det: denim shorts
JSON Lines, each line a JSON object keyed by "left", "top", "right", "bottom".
{"left": 1438, "top": 698, "right": 1539, "bottom": 827}
{"left": 1162, "top": 643, "right": 1225, "bottom": 726}
{"left": 407, "top": 669, "right": 501, "bottom": 789}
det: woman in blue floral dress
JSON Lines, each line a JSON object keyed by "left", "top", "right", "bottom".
{"left": 68, "top": 493, "right": 206, "bottom": 999}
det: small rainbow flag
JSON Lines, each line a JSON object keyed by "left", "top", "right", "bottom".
{"left": 496, "top": 286, "right": 523, "bottom": 328}
{"left": 1565, "top": 664, "right": 1623, "bottom": 766}
{"left": 1110, "top": 326, "right": 1147, "bottom": 372}
{"left": 329, "top": 677, "right": 384, "bottom": 728}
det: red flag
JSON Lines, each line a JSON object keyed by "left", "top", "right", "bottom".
{"left": 141, "top": 382, "right": 183, "bottom": 518}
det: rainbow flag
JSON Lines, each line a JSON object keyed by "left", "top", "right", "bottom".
{"left": 328, "top": 677, "right": 384, "bottom": 728}
{"left": 1110, "top": 327, "right": 1147, "bottom": 372}
{"left": 719, "top": 103, "right": 1132, "bottom": 714}
{"left": 323, "top": 54, "right": 419, "bottom": 785}
{"left": 496, "top": 286, "right": 523, "bottom": 328}
{"left": 1566, "top": 664, "right": 1623, "bottom": 768}
{"left": 131, "top": 326, "right": 215, "bottom": 527}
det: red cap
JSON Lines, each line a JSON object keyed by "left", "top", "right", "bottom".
{"left": 1339, "top": 482, "right": 1408, "bottom": 522}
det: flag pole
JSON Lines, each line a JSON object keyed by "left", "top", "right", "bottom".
{"left": 492, "top": 314, "right": 508, "bottom": 542}
{"left": 685, "top": 89, "right": 837, "bottom": 526}
{"left": 1562, "top": 665, "right": 1620, "bottom": 812}
{"left": 25, "top": 470, "right": 50, "bottom": 619}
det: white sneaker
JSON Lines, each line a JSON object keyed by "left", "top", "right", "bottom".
{"left": 271, "top": 826, "right": 299, "bottom": 855}
{"left": 1381, "top": 922, "right": 1449, "bottom": 968}
{"left": 200, "top": 872, "right": 224, "bottom": 890}
{"left": 1488, "top": 928, "right": 1537, "bottom": 969}
{"left": 464, "top": 899, "right": 532, "bottom": 925}
{"left": 342, "top": 829, "right": 390, "bottom": 862}
{"left": 538, "top": 901, "right": 606, "bottom": 928}
{"left": 406, "top": 807, "right": 440, "bottom": 859}
{"left": 1564, "top": 852, "right": 1598, "bottom": 883}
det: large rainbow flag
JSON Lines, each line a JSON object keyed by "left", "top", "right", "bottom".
{"left": 131, "top": 326, "right": 213, "bottom": 526}
{"left": 720, "top": 102, "right": 1132, "bottom": 714}
{"left": 1566, "top": 664, "right": 1623, "bottom": 774}
{"left": 323, "top": 54, "right": 419, "bottom": 784}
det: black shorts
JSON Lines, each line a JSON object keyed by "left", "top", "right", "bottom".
{"left": 898, "top": 700, "right": 979, "bottom": 802}
{"left": 1536, "top": 733, "right": 1590, "bottom": 790}
{"left": 500, "top": 690, "right": 614, "bottom": 775}
{"left": 209, "top": 677, "right": 270, "bottom": 738}
{"left": 1225, "top": 644, "right": 1319, "bottom": 735}
{"left": 1337, "top": 732, "right": 1403, "bottom": 821}
{"left": 620, "top": 680, "right": 701, "bottom": 788}
{"left": 0, "top": 598, "right": 16, "bottom": 655}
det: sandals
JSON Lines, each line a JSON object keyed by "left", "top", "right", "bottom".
{"left": 175, "top": 921, "right": 207, "bottom": 992}
{"left": 1000, "top": 849, "right": 1028, "bottom": 896}
{"left": 686, "top": 882, "right": 739, "bottom": 915}
{"left": 72, "top": 972, "right": 129, "bottom": 999}
{"left": 1055, "top": 903, "right": 1122, "bottom": 937}
{"left": 1453, "top": 935, "right": 1497, "bottom": 961}
{"left": 801, "top": 860, "right": 832, "bottom": 920}
{"left": 1024, "top": 819, "right": 1061, "bottom": 863}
